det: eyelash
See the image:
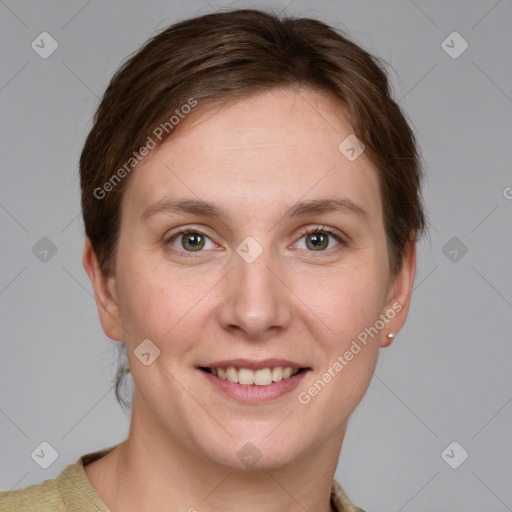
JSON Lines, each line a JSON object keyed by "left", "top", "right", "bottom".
{"left": 164, "top": 225, "right": 346, "bottom": 256}
{"left": 296, "top": 226, "right": 346, "bottom": 251}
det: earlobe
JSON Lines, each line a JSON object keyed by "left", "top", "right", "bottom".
{"left": 380, "top": 240, "right": 417, "bottom": 348}
{"left": 380, "top": 332, "right": 396, "bottom": 348}
{"left": 82, "top": 237, "right": 124, "bottom": 341}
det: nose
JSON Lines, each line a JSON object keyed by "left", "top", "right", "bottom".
{"left": 217, "top": 245, "right": 292, "bottom": 341}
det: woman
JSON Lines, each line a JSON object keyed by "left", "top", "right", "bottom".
{"left": 1, "top": 8, "right": 425, "bottom": 512}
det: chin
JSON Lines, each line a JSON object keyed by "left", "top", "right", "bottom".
{"left": 199, "top": 433, "right": 308, "bottom": 472}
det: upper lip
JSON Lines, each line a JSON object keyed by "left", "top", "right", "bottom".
{"left": 199, "top": 358, "right": 309, "bottom": 370}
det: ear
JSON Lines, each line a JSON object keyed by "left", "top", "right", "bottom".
{"left": 82, "top": 237, "right": 124, "bottom": 341}
{"left": 380, "top": 240, "right": 417, "bottom": 348}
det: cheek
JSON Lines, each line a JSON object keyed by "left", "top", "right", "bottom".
{"left": 290, "top": 259, "right": 386, "bottom": 410}
{"left": 118, "top": 271, "right": 168, "bottom": 340}
{"left": 293, "top": 259, "right": 388, "bottom": 344}
{"left": 116, "top": 253, "right": 216, "bottom": 354}
{"left": 116, "top": 262, "right": 201, "bottom": 398}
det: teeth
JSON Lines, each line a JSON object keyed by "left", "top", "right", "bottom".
{"left": 238, "top": 368, "right": 254, "bottom": 385}
{"left": 271, "top": 367, "right": 283, "bottom": 382}
{"left": 208, "top": 366, "right": 300, "bottom": 386}
{"left": 254, "top": 368, "right": 272, "bottom": 385}
{"left": 272, "top": 366, "right": 283, "bottom": 382}
{"left": 226, "top": 366, "right": 238, "bottom": 383}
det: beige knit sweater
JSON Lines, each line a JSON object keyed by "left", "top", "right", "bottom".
{"left": 0, "top": 445, "right": 366, "bottom": 511}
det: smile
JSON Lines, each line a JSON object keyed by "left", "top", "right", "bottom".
{"left": 198, "top": 365, "right": 310, "bottom": 403}
{"left": 200, "top": 366, "right": 304, "bottom": 386}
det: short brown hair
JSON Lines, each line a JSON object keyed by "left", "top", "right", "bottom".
{"left": 80, "top": 9, "right": 427, "bottom": 410}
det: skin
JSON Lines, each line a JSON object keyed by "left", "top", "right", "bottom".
{"left": 83, "top": 87, "right": 416, "bottom": 512}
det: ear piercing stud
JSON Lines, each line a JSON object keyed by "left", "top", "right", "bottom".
{"left": 386, "top": 333, "right": 395, "bottom": 340}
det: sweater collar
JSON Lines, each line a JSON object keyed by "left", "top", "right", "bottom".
{"left": 57, "top": 445, "right": 362, "bottom": 512}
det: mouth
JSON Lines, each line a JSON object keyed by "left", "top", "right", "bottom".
{"left": 198, "top": 366, "right": 309, "bottom": 386}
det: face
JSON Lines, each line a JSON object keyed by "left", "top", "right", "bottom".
{"left": 85, "top": 87, "right": 415, "bottom": 470}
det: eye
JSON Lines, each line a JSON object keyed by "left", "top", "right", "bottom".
{"left": 165, "top": 225, "right": 346, "bottom": 255}
{"left": 294, "top": 226, "right": 345, "bottom": 252}
{"left": 165, "top": 228, "right": 217, "bottom": 253}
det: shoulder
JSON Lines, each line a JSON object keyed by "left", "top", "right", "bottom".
{"left": 331, "top": 478, "right": 367, "bottom": 512}
{"left": 0, "top": 476, "right": 66, "bottom": 512}
{"left": 0, "top": 445, "right": 117, "bottom": 512}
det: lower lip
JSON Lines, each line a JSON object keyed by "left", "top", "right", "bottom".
{"left": 199, "top": 369, "right": 309, "bottom": 403}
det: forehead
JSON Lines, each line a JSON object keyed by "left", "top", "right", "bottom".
{"left": 122, "top": 87, "right": 382, "bottom": 227}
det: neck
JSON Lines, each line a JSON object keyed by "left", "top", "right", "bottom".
{"left": 86, "top": 395, "right": 346, "bottom": 512}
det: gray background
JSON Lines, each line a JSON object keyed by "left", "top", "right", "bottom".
{"left": 1, "top": 0, "right": 511, "bottom": 510}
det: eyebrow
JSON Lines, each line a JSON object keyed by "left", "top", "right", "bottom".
{"left": 140, "top": 197, "right": 369, "bottom": 223}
